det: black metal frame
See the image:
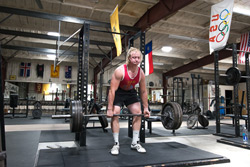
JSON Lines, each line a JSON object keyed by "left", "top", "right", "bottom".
{"left": 172, "top": 77, "right": 185, "bottom": 108}
{"left": 128, "top": 31, "right": 146, "bottom": 143}
{"left": 214, "top": 43, "right": 241, "bottom": 137}
{"left": 75, "top": 24, "right": 145, "bottom": 146}
{"left": 190, "top": 74, "right": 203, "bottom": 112}
{"left": 245, "top": 53, "right": 250, "bottom": 131}
{"left": 190, "top": 74, "right": 207, "bottom": 129}
{"left": 75, "top": 24, "right": 90, "bottom": 146}
{"left": 0, "top": 44, "right": 7, "bottom": 166}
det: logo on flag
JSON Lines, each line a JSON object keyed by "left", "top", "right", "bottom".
{"left": 239, "top": 32, "right": 250, "bottom": 64}
{"left": 51, "top": 65, "right": 60, "bottom": 78}
{"left": 145, "top": 41, "right": 153, "bottom": 76}
{"left": 35, "top": 83, "right": 43, "bottom": 93}
{"left": 209, "top": 0, "right": 234, "bottom": 54}
{"left": 65, "top": 66, "right": 72, "bottom": 78}
{"left": 36, "top": 64, "right": 44, "bottom": 78}
{"left": 110, "top": 5, "right": 122, "bottom": 57}
{"left": 20, "top": 62, "right": 31, "bottom": 77}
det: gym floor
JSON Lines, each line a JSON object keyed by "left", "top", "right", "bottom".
{"left": 3, "top": 115, "right": 250, "bottom": 167}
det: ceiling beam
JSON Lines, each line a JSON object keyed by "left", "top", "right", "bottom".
{"left": 0, "top": 29, "right": 115, "bottom": 47}
{"left": 94, "top": 0, "right": 196, "bottom": 74}
{"left": 163, "top": 43, "right": 240, "bottom": 78}
{"left": 2, "top": 45, "right": 105, "bottom": 58}
{"left": 133, "top": 0, "right": 196, "bottom": 30}
{"left": 0, "top": 6, "right": 139, "bottom": 32}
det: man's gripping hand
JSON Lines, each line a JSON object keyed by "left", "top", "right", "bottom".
{"left": 107, "top": 108, "right": 114, "bottom": 118}
{"left": 143, "top": 108, "right": 150, "bottom": 118}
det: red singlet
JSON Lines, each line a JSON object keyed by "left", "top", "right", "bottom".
{"left": 119, "top": 64, "right": 141, "bottom": 90}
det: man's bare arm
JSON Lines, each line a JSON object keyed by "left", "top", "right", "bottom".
{"left": 139, "top": 70, "right": 149, "bottom": 116}
{"left": 107, "top": 67, "right": 123, "bottom": 113}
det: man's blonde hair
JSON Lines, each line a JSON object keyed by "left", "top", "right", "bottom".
{"left": 126, "top": 47, "right": 143, "bottom": 64}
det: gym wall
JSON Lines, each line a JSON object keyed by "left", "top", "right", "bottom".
{"left": 5, "top": 59, "right": 94, "bottom": 84}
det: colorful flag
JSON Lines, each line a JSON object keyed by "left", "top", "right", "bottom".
{"left": 35, "top": 83, "right": 43, "bottom": 93}
{"left": 145, "top": 41, "right": 153, "bottom": 76}
{"left": 42, "top": 83, "right": 50, "bottom": 95}
{"left": 110, "top": 5, "right": 122, "bottom": 56}
{"left": 36, "top": 64, "right": 44, "bottom": 78}
{"left": 65, "top": 66, "right": 72, "bottom": 78}
{"left": 51, "top": 65, "right": 60, "bottom": 78}
{"left": 20, "top": 62, "right": 31, "bottom": 77}
{"left": 209, "top": 0, "right": 234, "bottom": 54}
{"left": 239, "top": 32, "right": 250, "bottom": 64}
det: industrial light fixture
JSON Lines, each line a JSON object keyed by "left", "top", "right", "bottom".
{"left": 47, "top": 32, "right": 60, "bottom": 37}
{"left": 168, "top": 34, "right": 209, "bottom": 43}
{"left": 202, "top": 67, "right": 227, "bottom": 71}
{"left": 47, "top": 54, "right": 56, "bottom": 59}
{"left": 153, "top": 62, "right": 164, "bottom": 66}
{"left": 161, "top": 46, "right": 172, "bottom": 53}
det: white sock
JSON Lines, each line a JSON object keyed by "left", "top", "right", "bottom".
{"left": 132, "top": 130, "right": 139, "bottom": 144}
{"left": 113, "top": 133, "right": 119, "bottom": 145}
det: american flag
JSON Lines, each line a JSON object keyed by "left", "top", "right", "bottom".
{"left": 65, "top": 66, "right": 72, "bottom": 78}
{"left": 239, "top": 32, "right": 250, "bottom": 64}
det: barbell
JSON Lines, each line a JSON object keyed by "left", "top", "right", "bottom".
{"left": 52, "top": 100, "right": 183, "bottom": 133}
{"left": 221, "top": 67, "right": 250, "bottom": 85}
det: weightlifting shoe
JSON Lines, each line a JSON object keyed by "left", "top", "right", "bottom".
{"left": 110, "top": 143, "right": 120, "bottom": 155}
{"left": 131, "top": 142, "right": 146, "bottom": 153}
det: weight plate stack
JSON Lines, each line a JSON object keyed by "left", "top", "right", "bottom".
{"left": 198, "top": 114, "right": 209, "bottom": 127}
{"left": 70, "top": 101, "right": 83, "bottom": 133}
{"left": 187, "top": 114, "right": 198, "bottom": 129}
{"left": 225, "top": 67, "right": 241, "bottom": 85}
{"left": 32, "top": 109, "right": 42, "bottom": 119}
{"left": 161, "top": 102, "right": 182, "bottom": 130}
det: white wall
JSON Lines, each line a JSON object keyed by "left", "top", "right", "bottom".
{"left": 6, "top": 59, "right": 94, "bottom": 84}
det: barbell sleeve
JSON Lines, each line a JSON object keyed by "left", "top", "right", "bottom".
{"left": 52, "top": 114, "right": 72, "bottom": 119}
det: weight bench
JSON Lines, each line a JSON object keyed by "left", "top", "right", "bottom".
{"left": 223, "top": 91, "right": 248, "bottom": 127}
{"left": 225, "top": 114, "right": 248, "bottom": 127}
{"left": 145, "top": 109, "right": 162, "bottom": 133}
{"left": 146, "top": 116, "right": 161, "bottom": 134}
{"left": 58, "top": 108, "right": 70, "bottom": 122}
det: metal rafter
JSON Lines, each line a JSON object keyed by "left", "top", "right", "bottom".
{"left": 1, "top": 45, "right": 105, "bottom": 58}
{"left": 163, "top": 43, "right": 240, "bottom": 78}
{"left": 0, "top": 29, "right": 115, "bottom": 47}
{"left": 0, "top": 6, "right": 139, "bottom": 32}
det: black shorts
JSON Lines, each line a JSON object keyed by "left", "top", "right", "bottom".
{"left": 113, "top": 88, "right": 140, "bottom": 107}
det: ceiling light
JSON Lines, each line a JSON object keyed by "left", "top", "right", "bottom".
{"left": 233, "top": 6, "right": 250, "bottom": 17}
{"left": 202, "top": 67, "right": 227, "bottom": 71}
{"left": 47, "top": 54, "right": 56, "bottom": 59}
{"left": 168, "top": 34, "right": 209, "bottom": 43}
{"left": 153, "top": 62, "right": 164, "bottom": 66}
{"left": 47, "top": 32, "right": 60, "bottom": 37}
{"left": 161, "top": 46, "right": 172, "bottom": 53}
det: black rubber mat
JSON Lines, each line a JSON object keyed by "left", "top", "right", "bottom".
{"left": 39, "top": 130, "right": 74, "bottom": 142}
{"left": 6, "top": 131, "right": 40, "bottom": 167}
{"left": 217, "top": 137, "right": 250, "bottom": 150}
{"left": 36, "top": 142, "right": 229, "bottom": 167}
{"left": 39, "top": 124, "right": 236, "bottom": 143}
{"left": 4, "top": 116, "right": 69, "bottom": 125}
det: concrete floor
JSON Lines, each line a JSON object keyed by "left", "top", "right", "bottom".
{"left": 3, "top": 116, "right": 250, "bottom": 167}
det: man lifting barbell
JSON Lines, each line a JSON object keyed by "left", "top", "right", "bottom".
{"left": 107, "top": 47, "right": 150, "bottom": 155}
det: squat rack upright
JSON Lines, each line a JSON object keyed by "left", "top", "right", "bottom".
{"left": 75, "top": 23, "right": 146, "bottom": 146}
{"left": 214, "top": 43, "right": 250, "bottom": 138}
